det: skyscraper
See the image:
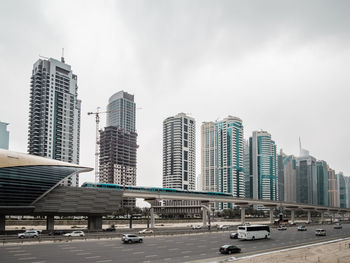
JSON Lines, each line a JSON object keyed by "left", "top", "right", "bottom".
{"left": 163, "top": 113, "right": 195, "bottom": 190}
{"left": 316, "top": 160, "right": 329, "bottom": 206}
{"left": 251, "top": 131, "right": 278, "bottom": 201}
{"left": 201, "top": 116, "right": 245, "bottom": 209}
{"left": 296, "top": 149, "right": 317, "bottom": 205}
{"left": 328, "top": 168, "right": 338, "bottom": 207}
{"left": 0, "top": 122, "right": 9, "bottom": 150}
{"left": 281, "top": 153, "right": 297, "bottom": 203}
{"left": 337, "top": 172, "right": 346, "bottom": 208}
{"left": 28, "top": 57, "right": 81, "bottom": 186}
{"left": 99, "top": 91, "right": 138, "bottom": 207}
{"left": 106, "top": 91, "right": 136, "bottom": 132}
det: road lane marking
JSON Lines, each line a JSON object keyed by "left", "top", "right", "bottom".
{"left": 14, "top": 253, "right": 31, "bottom": 256}
{"left": 18, "top": 257, "right": 36, "bottom": 260}
{"left": 200, "top": 253, "right": 207, "bottom": 256}
{"left": 77, "top": 253, "right": 91, "bottom": 255}
{"left": 164, "top": 258, "right": 172, "bottom": 261}
{"left": 145, "top": 255, "right": 157, "bottom": 258}
{"left": 168, "top": 248, "right": 179, "bottom": 250}
{"left": 70, "top": 249, "right": 84, "bottom": 252}
{"left": 96, "top": 260, "right": 113, "bottom": 263}
{"left": 158, "top": 246, "right": 166, "bottom": 248}
{"left": 181, "top": 251, "right": 192, "bottom": 254}
{"left": 133, "top": 252, "right": 145, "bottom": 254}
{"left": 8, "top": 250, "right": 26, "bottom": 253}
{"left": 86, "top": 256, "right": 101, "bottom": 259}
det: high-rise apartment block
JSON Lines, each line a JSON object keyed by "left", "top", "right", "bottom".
{"left": 250, "top": 131, "right": 278, "bottom": 201}
{"left": 163, "top": 113, "right": 196, "bottom": 190}
{"left": 27, "top": 57, "right": 81, "bottom": 186}
{"left": 201, "top": 116, "right": 245, "bottom": 209}
{"left": 0, "top": 122, "right": 9, "bottom": 150}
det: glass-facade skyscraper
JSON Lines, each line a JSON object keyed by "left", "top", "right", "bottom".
{"left": 316, "top": 160, "right": 329, "bottom": 206}
{"left": 106, "top": 91, "right": 136, "bottom": 133}
{"left": 27, "top": 57, "right": 81, "bottom": 186}
{"left": 251, "top": 131, "right": 278, "bottom": 201}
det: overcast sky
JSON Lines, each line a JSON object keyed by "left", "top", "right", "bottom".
{"left": 1, "top": 0, "right": 349, "bottom": 188}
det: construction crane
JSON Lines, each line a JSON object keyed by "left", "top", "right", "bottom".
{"left": 87, "top": 107, "right": 111, "bottom": 183}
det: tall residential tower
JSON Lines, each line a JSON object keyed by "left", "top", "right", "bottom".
{"left": 27, "top": 57, "right": 81, "bottom": 186}
{"left": 201, "top": 116, "right": 245, "bottom": 209}
{"left": 250, "top": 131, "right": 278, "bottom": 201}
{"left": 163, "top": 113, "right": 196, "bottom": 190}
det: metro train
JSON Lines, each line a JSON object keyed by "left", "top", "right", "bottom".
{"left": 81, "top": 182, "right": 233, "bottom": 197}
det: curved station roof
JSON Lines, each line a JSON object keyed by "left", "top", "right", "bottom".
{"left": 0, "top": 149, "right": 92, "bottom": 207}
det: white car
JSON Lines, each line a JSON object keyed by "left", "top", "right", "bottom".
{"left": 18, "top": 230, "right": 39, "bottom": 239}
{"left": 63, "top": 231, "right": 85, "bottom": 237}
{"left": 138, "top": 229, "right": 153, "bottom": 234}
{"left": 218, "top": 225, "right": 229, "bottom": 230}
{"left": 192, "top": 225, "right": 202, "bottom": 230}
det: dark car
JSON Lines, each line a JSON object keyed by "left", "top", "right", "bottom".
{"left": 103, "top": 227, "right": 116, "bottom": 232}
{"left": 48, "top": 230, "right": 66, "bottom": 236}
{"left": 230, "top": 232, "right": 238, "bottom": 239}
{"left": 219, "top": 245, "right": 241, "bottom": 254}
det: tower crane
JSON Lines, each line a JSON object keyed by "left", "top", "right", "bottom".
{"left": 87, "top": 107, "right": 111, "bottom": 183}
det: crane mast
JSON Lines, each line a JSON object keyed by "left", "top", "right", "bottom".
{"left": 87, "top": 107, "right": 110, "bottom": 183}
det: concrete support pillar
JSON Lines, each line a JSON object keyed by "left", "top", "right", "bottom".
{"left": 320, "top": 212, "right": 324, "bottom": 224}
{"left": 46, "top": 215, "right": 54, "bottom": 231}
{"left": 291, "top": 209, "right": 295, "bottom": 224}
{"left": 269, "top": 208, "right": 274, "bottom": 224}
{"left": 88, "top": 216, "right": 102, "bottom": 231}
{"left": 0, "top": 215, "right": 5, "bottom": 232}
{"left": 202, "top": 207, "right": 208, "bottom": 226}
{"left": 241, "top": 207, "right": 246, "bottom": 225}
{"left": 307, "top": 210, "right": 311, "bottom": 223}
{"left": 150, "top": 207, "right": 155, "bottom": 228}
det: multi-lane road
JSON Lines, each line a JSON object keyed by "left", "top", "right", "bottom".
{"left": 1, "top": 224, "right": 350, "bottom": 263}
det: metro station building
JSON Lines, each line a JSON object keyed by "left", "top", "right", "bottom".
{"left": 0, "top": 149, "right": 123, "bottom": 232}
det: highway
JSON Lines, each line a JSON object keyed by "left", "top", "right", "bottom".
{"left": 1, "top": 224, "right": 350, "bottom": 263}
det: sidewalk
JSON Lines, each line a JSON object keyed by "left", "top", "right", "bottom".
{"left": 219, "top": 239, "right": 350, "bottom": 263}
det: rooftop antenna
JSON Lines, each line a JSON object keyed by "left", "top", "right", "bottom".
{"left": 299, "top": 136, "right": 302, "bottom": 153}
{"left": 61, "top": 48, "right": 65, "bottom": 63}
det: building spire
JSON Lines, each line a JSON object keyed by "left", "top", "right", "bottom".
{"left": 61, "top": 48, "right": 65, "bottom": 63}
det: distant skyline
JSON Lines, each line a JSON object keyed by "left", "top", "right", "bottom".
{"left": 1, "top": 0, "right": 349, "bottom": 187}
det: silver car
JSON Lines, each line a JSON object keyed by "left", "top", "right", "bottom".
{"left": 122, "top": 234, "right": 143, "bottom": 243}
{"left": 18, "top": 230, "right": 39, "bottom": 238}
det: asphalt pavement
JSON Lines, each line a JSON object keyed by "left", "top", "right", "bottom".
{"left": 1, "top": 224, "right": 350, "bottom": 263}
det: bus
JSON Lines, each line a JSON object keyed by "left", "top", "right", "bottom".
{"left": 237, "top": 224, "right": 270, "bottom": 240}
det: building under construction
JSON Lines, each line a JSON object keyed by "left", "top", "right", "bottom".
{"left": 99, "top": 126, "right": 138, "bottom": 207}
